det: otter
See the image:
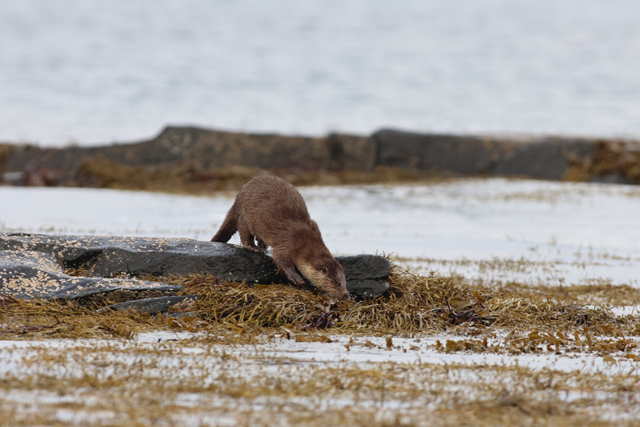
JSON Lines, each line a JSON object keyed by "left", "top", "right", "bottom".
{"left": 211, "top": 176, "right": 349, "bottom": 299}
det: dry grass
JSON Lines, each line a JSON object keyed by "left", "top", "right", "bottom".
{"left": 0, "top": 143, "right": 14, "bottom": 181}
{"left": 0, "top": 298, "right": 162, "bottom": 339}
{"left": 168, "top": 268, "right": 633, "bottom": 338}
{"left": 495, "top": 281, "right": 640, "bottom": 307}
{"left": 564, "top": 140, "right": 640, "bottom": 184}
{"left": 69, "top": 155, "right": 456, "bottom": 195}
{"left": 3, "top": 267, "right": 638, "bottom": 346}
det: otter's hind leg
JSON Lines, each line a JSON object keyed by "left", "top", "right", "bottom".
{"left": 272, "top": 247, "right": 304, "bottom": 285}
{"left": 239, "top": 228, "right": 264, "bottom": 253}
{"left": 211, "top": 203, "right": 239, "bottom": 243}
{"left": 256, "top": 237, "right": 268, "bottom": 251}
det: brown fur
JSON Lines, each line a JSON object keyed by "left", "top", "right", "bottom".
{"left": 211, "top": 176, "right": 349, "bottom": 299}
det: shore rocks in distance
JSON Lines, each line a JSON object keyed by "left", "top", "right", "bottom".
{"left": 0, "top": 250, "right": 182, "bottom": 301}
{"left": 491, "top": 137, "right": 597, "bottom": 180}
{"left": 0, "top": 233, "right": 391, "bottom": 299}
{"left": 371, "top": 129, "right": 640, "bottom": 184}
{"left": 1, "top": 128, "right": 375, "bottom": 185}
{"left": 2, "top": 126, "right": 640, "bottom": 188}
{"left": 372, "top": 129, "right": 518, "bottom": 175}
{"left": 372, "top": 129, "right": 603, "bottom": 180}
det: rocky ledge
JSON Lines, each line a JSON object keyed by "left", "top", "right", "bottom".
{"left": 0, "top": 233, "right": 391, "bottom": 311}
{"left": 3, "top": 126, "right": 640, "bottom": 187}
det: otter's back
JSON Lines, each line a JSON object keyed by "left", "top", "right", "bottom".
{"left": 236, "top": 176, "right": 312, "bottom": 238}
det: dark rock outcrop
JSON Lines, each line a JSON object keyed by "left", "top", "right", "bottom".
{"left": 2, "top": 128, "right": 375, "bottom": 182}
{"left": 336, "top": 254, "right": 394, "bottom": 280}
{"left": 0, "top": 250, "right": 181, "bottom": 301}
{"left": 372, "top": 129, "right": 518, "bottom": 174}
{"left": 0, "top": 232, "right": 285, "bottom": 284}
{"left": 371, "top": 129, "right": 606, "bottom": 180}
{"left": 344, "top": 279, "right": 389, "bottom": 299}
{"left": 0, "top": 233, "right": 391, "bottom": 299}
{"left": 490, "top": 137, "right": 597, "bottom": 180}
{"left": 334, "top": 254, "right": 391, "bottom": 298}
{"left": 3, "top": 126, "right": 640, "bottom": 187}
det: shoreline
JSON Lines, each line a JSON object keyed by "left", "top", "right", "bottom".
{"left": 2, "top": 126, "right": 640, "bottom": 193}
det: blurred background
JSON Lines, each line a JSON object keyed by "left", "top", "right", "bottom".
{"left": 1, "top": 0, "right": 640, "bottom": 146}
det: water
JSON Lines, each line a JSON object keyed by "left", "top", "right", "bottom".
{"left": 1, "top": 0, "right": 640, "bottom": 146}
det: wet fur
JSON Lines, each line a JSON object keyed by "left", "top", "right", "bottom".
{"left": 211, "top": 176, "right": 348, "bottom": 299}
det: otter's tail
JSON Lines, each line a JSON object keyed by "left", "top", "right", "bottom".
{"left": 211, "top": 203, "right": 239, "bottom": 243}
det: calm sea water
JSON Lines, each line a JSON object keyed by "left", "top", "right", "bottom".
{"left": 1, "top": 0, "right": 640, "bottom": 146}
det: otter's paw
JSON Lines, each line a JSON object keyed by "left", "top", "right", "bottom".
{"left": 243, "top": 245, "right": 264, "bottom": 254}
{"left": 286, "top": 271, "right": 305, "bottom": 285}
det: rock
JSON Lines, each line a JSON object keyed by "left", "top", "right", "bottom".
{"left": 2, "top": 127, "right": 374, "bottom": 181}
{"left": 0, "top": 232, "right": 283, "bottom": 284}
{"left": 341, "top": 254, "right": 391, "bottom": 299}
{"left": 371, "top": 129, "right": 602, "bottom": 181}
{"left": 0, "top": 233, "right": 392, "bottom": 298}
{"left": 102, "top": 295, "right": 197, "bottom": 314}
{"left": 346, "top": 279, "right": 389, "bottom": 299}
{"left": 491, "top": 138, "right": 597, "bottom": 180}
{"left": 371, "top": 129, "right": 517, "bottom": 174}
{"left": 335, "top": 255, "right": 391, "bottom": 280}
{"left": 119, "top": 127, "right": 375, "bottom": 172}
{"left": 3, "top": 127, "right": 639, "bottom": 187}
{"left": 0, "top": 250, "right": 182, "bottom": 301}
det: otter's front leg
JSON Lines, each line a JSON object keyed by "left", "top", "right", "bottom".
{"left": 272, "top": 247, "right": 304, "bottom": 285}
{"left": 283, "top": 267, "right": 304, "bottom": 285}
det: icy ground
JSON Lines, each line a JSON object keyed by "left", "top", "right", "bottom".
{"left": 1, "top": 332, "right": 637, "bottom": 378}
{"left": 1, "top": 331, "right": 639, "bottom": 426}
{"left": 2, "top": 178, "right": 640, "bottom": 425}
{"left": 2, "top": 178, "right": 640, "bottom": 287}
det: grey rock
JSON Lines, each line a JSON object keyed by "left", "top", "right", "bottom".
{"left": 335, "top": 255, "right": 391, "bottom": 280}
{"left": 3, "top": 127, "right": 373, "bottom": 179}
{"left": 102, "top": 295, "right": 197, "bottom": 314}
{"left": 0, "top": 232, "right": 283, "bottom": 284}
{"left": 131, "top": 127, "right": 375, "bottom": 172}
{"left": 346, "top": 279, "right": 389, "bottom": 299}
{"left": 3, "top": 126, "right": 639, "bottom": 189}
{"left": 371, "top": 129, "right": 602, "bottom": 181}
{"left": 371, "top": 129, "right": 517, "bottom": 174}
{"left": 0, "top": 250, "right": 182, "bottom": 301}
{"left": 491, "top": 138, "right": 598, "bottom": 180}
{"left": 0, "top": 233, "right": 391, "bottom": 298}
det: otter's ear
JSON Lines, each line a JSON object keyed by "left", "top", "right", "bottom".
{"left": 320, "top": 266, "right": 329, "bottom": 274}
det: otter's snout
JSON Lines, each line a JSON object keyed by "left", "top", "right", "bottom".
{"left": 325, "top": 284, "right": 349, "bottom": 300}
{"left": 333, "top": 284, "right": 349, "bottom": 300}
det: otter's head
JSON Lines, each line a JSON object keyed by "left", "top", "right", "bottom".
{"left": 297, "top": 256, "right": 349, "bottom": 300}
